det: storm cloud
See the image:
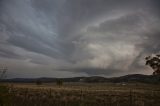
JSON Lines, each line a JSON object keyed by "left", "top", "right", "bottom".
{"left": 0, "top": 0, "right": 160, "bottom": 78}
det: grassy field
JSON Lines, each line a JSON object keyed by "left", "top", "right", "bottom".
{"left": 0, "top": 83, "right": 160, "bottom": 106}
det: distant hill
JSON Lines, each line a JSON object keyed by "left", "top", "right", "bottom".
{"left": 1, "top": 77, "right": 85, "bottom": 83}
{"left": 108, "top": 74, "right": 160, "bottom": 83}
{"left": 1, "top": 74, "right": 160, "bottom": 84}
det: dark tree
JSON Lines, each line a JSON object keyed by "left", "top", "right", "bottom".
{"left": 35, "top": 80, "right": 42, "bottom": 85}
{"left": 0, "top": 67, "right": 7, "bottom": 80}
{"left": 56, "top": 79, "right": 63, "bottom": 87}
{"left": 145, "top": 54, "right": 160, "bottom": 75}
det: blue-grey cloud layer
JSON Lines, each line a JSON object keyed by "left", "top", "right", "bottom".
{"left": 0, "top": 0, "right": 160, "bottom": 78}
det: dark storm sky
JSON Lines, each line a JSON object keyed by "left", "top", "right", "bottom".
{"left": 0, "top": 0, "right": 160, "bottom": 78}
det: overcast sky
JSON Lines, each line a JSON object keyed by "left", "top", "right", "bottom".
{"left": 0, "top": 0, "right": 160, "bottom": 78}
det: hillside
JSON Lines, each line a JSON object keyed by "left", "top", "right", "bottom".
{"left": 1, "top": 74, "right": 160, "bottom": 84}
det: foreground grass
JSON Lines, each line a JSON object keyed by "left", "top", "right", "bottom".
{"left": 0, "top": 83, "right": 160, "bottom": 106}
{"left": 0, "top": 85, "right": 12, "bottom": 106}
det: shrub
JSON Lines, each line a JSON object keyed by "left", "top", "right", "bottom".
{"left": 56, "top": 79, "right": 63, "bottom": 87}
{"left": 36, "top": 80, "right": 42, "bottom": 85}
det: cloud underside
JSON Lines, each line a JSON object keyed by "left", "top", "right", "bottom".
{"left": 0, "top": 0, "right": 160, "bottom": 78}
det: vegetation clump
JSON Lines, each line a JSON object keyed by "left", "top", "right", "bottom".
{"left": 56, "top": 79, "right": 63, "bottom": 87}
{"left": 35, "top": 80, "right": 42, "bottom": 85}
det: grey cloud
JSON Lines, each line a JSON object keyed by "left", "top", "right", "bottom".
{"left": 0, "top": 0, "right": 159, "bottom": 78}
{"left": 67, "top": 5, "right": 160, "bottom": 76}
{"left": 0, "top": 47, "right": 20, "bottom": 59}
{"left": 58, "top": 67, "right": 120, "bottom": 76}
{"left": 7, "top": 35, "right": 62, "bottom": 58}
{"left": 0, "top": 0, "right": 64, "bottom": 58}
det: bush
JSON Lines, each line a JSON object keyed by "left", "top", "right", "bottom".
{"left": 36, "top": 80, "right": 42, "bottom": 85}
{"left": 56, "top": 79, "right": 63, "bottom": 87}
